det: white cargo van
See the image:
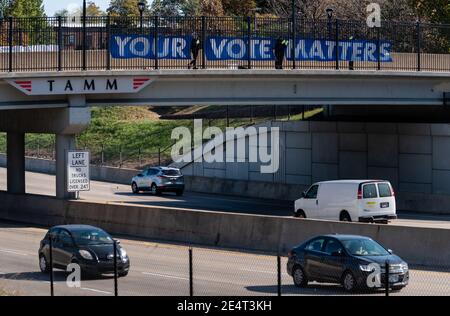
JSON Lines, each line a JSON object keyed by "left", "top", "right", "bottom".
{"left": 294, "top": 180, "right": 397, "bottom": 223}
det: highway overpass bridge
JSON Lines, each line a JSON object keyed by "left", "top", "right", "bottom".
{"left": 0, "top": 68, "right": 449, "bottom": 201}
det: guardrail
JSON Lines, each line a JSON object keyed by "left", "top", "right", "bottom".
{"left": 0, "top": 16, "right": 449, "bottom": 72}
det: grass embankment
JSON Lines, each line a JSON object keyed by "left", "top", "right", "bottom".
{"left": 0, "top": 107, "right": 192, "bottom": 167}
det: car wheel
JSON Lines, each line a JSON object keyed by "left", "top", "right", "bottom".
{"left": 292, "top": 266, "right": 308, "bottom": 288}
{"left": 342, "top": 271, "right": 357, "bottom": 292}
{"left": 176, "top": 190, "right": 184, "bottom": 197}
{"left": 39, "top": 254, "right": 50, "bottom": 273}
{"left": 131, "top": 182, "right": 139, "bottom": 194}
{"left": 391, "top": 286, "right": 404, "bottom": 292}
{"left": 151, "top": 183, "right": 161, "bottom": 195}
{"left": 340, "top": 212, "right": 352, "bottom": 222}
{"left": 119, "top": 271, "right": 129, "bottom": 277}
{"left": 294, "top": 210, "right": 306, "bottom": 219}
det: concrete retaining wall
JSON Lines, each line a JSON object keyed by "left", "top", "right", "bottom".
{"left": 0, "top": 191, "right": 448, "bottom": 268}
{"left": 178, "top": 121, "right": 450, "bottom": 214}
{"left": 4, "top": 151, "right": 450, "bottom": 214}
{"left": 0, "top": 153, "right": 137, "bottom": 185}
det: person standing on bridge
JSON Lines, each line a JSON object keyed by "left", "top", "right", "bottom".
{"left": 274, "top": 37, "right": 289, "bottom": 70}
{"left": 188, "top": 32, "right": 202, "bottom": 70}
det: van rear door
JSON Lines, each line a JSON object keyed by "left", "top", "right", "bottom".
{"left": 360, "top": 182, "right": 395, "bottom": 215}
{"left": 376, "top": 182, "right": 396, "bottom": 213}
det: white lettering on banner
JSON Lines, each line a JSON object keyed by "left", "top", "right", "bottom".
{"left": 129, "top": 37, "right": 150, "bottom": 57}
{"left": 227, "top": 39, "right": 246, "bottom": 59}
{"left": 115, "top": 37, "right": 130, "bottom": 57}
{"left": 67, "top": 151, "right": 90, "bottom": 192}
{"left": 6, "top": 77, "right": 153, "bottom": 96}
{"left": 210, "top": 39, "right": 227, "bottom": 58}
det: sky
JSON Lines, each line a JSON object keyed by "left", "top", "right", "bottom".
{"left": 43, "top": 0, "right": 111, "bottom": 16}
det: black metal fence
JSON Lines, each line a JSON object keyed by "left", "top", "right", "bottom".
{"left": 0, "top": 16, "right": 449, "bottom": 72}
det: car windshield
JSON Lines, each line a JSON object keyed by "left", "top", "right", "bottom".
{"left": 342, "top": 239, "right": 390, "bottom": 256}
{"left": 162, "top": 169, "right": 181, "bottom": 176}
{"left": 71, "top": 229, "right": 113, "bottom": 246}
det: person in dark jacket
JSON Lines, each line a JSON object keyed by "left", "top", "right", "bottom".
{"left": 274, "top": 37, "right": 289, "bottom": 69}
{"left": 188, "top": 32, "right": 201, "bottom": 69}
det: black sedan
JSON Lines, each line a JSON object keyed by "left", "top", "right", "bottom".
{"left": 287, "top": 234, "right": 409, "bottom": 292}
{"left": 38, "top": 225, "right": 130, "bottom": 277}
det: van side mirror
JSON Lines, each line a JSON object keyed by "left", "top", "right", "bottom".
{"left": 301, "top": 191, "right": 306, "bottom": 198}
{"left": 388, "top": 249, "right": 393, "bottom": 254}
{"left": 138, "top": 173, "right": 144, "bottom": 177}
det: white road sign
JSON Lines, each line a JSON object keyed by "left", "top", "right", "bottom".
{"left": 67, "top": 151, "right": 90, "bottom": 192}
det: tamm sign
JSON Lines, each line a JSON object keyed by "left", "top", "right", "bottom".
{"left": 67, "top": 151, "right": 90, "bottom": 193}
{"left": 6, "top": 77, "right": 153, "bottom": 96}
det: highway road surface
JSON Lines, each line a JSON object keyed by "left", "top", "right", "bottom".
{"left": 0, "top": 222, "right": 449, "bottom": 296}
{"left": 0, "top": 168, "right": 450, "bottom": 229}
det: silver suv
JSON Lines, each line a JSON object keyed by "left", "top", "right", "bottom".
{"left": 131, "top": 167, "right": 185, "bottom": 196}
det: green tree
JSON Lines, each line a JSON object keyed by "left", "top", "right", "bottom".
{"left": 66, "top": 1, "right": 105, "bottom": 17}
{"left": 180, "top": 0, "right": 225, "bottom": 16}
{"left": 199, "top": 0, "right": 224, "bottom": 16}
{"left": 108, "top": 0, "right": 149, "bottom": 17}
{"left": 181, "top": 0, "right": 201, "bottom": 16}
{"left": 222, "top": 0, "right": 256, "bottom": 16}
{"left": 150, "top": 0, "right": 183, "bottom": 16}
{"left": 86, "top": 1, "right": 105, "bottom": 16}
{"left": 54, "top": 9, "right": 69, "bottom": 17}
{"left": 9, "top": 0, "right": 45, "bottom": 17}
{"left": 410, "top": 0, "right": 450, "bottom": 23}
{"left": 0, "top": 0, "right": 11, "bottom": 18}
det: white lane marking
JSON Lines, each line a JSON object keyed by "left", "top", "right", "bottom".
{"left": 142, "top": 272, "right": 189, "bottom": 281}
{"left": 0, "top": 248, "right": 29, "bottom": 256}
{"left": 81, "top": 287, "right": 112, "bottom": 295}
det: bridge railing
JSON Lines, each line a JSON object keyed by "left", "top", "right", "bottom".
{"left": 0, "top": 16, "right": 449, "bottom": 72}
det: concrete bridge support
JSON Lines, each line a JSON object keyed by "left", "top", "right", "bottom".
{"left": 6, "top": 132, "right": 25, "bottom": 194}
{"left": 0, "top": 102, "right": 90, "bottom": 199}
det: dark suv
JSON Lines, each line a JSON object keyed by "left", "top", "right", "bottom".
{"left": 287, "top": 235, "right": 409, "bottom": 292}
{"left": 38, "top": 225, "right": 130, "bottom": 278}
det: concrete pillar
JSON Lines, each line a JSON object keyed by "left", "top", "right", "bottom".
{"left": 7, "top": 132, "right": 25, "bottom": 194}
{"left": 56, "top": 134, "right": 76, "bottom": 199}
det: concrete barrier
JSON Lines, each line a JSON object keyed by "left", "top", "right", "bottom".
{"left": 0, "top": 153, "right": 137, "bottom": 185}
{"left": 0, "top": 191, "right": 448, "bottom": 268}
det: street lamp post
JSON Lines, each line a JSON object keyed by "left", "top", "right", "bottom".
{"left": 138, "top": 1, "right": 145, "bottom": 34}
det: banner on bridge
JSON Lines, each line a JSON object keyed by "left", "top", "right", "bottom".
{"left": 111, "top": 35, "right": 393, "bottom": 62}
{"left": 111, "top": 35, "right": 192, "bottom": 59}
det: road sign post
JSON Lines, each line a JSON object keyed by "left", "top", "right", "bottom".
{"left": 67, "top": 151, "right": 90, "bottom": 196}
